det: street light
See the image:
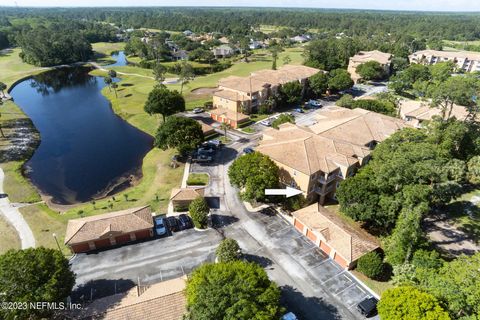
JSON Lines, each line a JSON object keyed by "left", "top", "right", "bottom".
{"left": 52, "top": 233, "right": 62, "bottom": 253}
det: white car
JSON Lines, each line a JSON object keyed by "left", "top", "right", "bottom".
{"left": 260, "top": 119, "right": 272, "bottom": 126}
{"left": 154, "top": 217, "right": 167, "bottom": 236}
{"left": 192, "top": 107, "right": 204, "bottom": 114}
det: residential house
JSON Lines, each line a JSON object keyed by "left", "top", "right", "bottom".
{"left": 212, "top": 44, "right": 235, "bottom": 58}
{"left": 408, "top": 49, "right": 480, "bottom": 73}
{"left": 71, "top": 276, "right": 187, "bottom": 320}
{"left": 293, "top": 204, "right": 379, "bottom": 269}
{"left": 218, "top": 36, "right": 230, "bottom": 44}
{"left": 290, "top": 35, "right": 310, "bottom": 43}
{"left": 170, "top": 187, "right": 205, "bottom": 211}
{"left": 256, "top": 107, "right": 407, "bottom": 204}
{"left": 183, "top": 30, "right": 194, "bottom": 37}
{"left": 249, "top": 40, "right": 264, "bottom": 50}
{"left": 172, "top": 50, "right": 188, "bottom": 61}
{"left": 399, "top": 99, "right": 469, "bottom": 127}
{"left": 64, "top": 206, "right": 154, "bottom": 253}
{"left": 347, "top": 50, "right": 393, "bottom": 83}
{"left": 212, "top": 64, "right": 320, "bottom": 117}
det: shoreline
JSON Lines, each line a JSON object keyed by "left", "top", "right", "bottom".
{"left": 4, "top": 55, "right": 153, "bottom": 212}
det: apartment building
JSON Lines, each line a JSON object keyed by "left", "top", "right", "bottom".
{"left": 347, "top": 50, "right": 392, "bottom": 83}
{"left": 399, "top": 99, "right": 469, "bottom": 127}
{"left": 211, "top": 65, "right": 320, "bottom": 124}
{"left": 256, "top": 107, "right": 407, "bottom": 204}
{"left": 409, "top": 50, "right": 480, "bottom": 73}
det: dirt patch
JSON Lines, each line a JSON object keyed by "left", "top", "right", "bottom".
{"left": 190, "top": 87, "right": 218, "bottom": 96}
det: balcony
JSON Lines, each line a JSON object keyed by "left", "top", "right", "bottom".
{"left": 314, "top": 184, "right": 336, "bottom": 195}
{"left": 318, "top": 174, "right": 338, "bottom": 184}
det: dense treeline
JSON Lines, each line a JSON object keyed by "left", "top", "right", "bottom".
{"left": 1, "top": 7, "right": 480, "bottom": 40}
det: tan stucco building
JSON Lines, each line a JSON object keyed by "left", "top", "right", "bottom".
{"left": 399, "top": 99, "right": 469, "bottom": 127}
{"left": 256, "top": 107, "right": 407, "bottom": 204}
{"left": 347, "top": 50, "right": 392, "bottom": 83}
{"left": 409, "top": 50, "right": 480, "bottom": 73}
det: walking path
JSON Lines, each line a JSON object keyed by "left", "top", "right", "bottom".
{"left": 0, "top": 168, "right": 35, "bottom": 249}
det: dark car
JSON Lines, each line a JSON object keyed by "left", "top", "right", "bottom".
{"left": 178, "top": 214, "right": 193, "bottom": 230}
{"left": 165, "top": 216, "right": 180, "bottom": 232}
{"left": 243, "top": 147, "right": 254, "bottom": 154}
{"left": 356, "top": 297, "right": 378, "bottom": 317}
{"left": 205, "top": 139, "right": 223, "bottom": 149}
{"left": 198, "top": 147, "right": 215, "bottom": 155}
{"left": 191, "top": 153, "right": 213, "bottom": 163}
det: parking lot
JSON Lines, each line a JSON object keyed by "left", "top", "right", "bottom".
{"left": 70, "top": 227, "right": 223, "bottom": 302}
{"left": 240, "top": 210, "right": 377, "bottom": 319}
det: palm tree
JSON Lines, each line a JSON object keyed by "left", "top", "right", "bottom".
{"left": 179, "top": 62, "right": 194, "bottom": 94}
{"left": 220, "top": 122, "right": 231, "bottom": 140}
{"left": 0, "top": 81, "right": 6, "bottom": 98}
{"left": 282, "top": 55, "right": 291, "bottom": 65}
{"left": 111, "top": 83, "right": 118, "bottom": 98}
{"left": 104, "top": 76, "right": 112, "bottom": 92}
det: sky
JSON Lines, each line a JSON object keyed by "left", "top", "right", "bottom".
{"left": 0, "top": 0, "right": 480, "bottom": 12}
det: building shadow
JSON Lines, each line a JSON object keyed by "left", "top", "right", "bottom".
{"left": 71, "top": 278, "right": 136, "bottom": 303}
{"left": 280, "top": 285, "right": 342, "bottom": 320}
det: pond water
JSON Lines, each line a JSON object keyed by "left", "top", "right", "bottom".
{"left": 106, "top": 51, "right": 127, "bottom": 67}
{"left": 10, "top": 66, "right": 153, "bottom": 205}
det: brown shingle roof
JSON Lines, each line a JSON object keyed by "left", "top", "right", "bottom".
{"left": 399, "top": 99, "right": 469, "bottom": 121}
{"left": 64, "top": 206, "right": 153, "bottom": 245}
{"left": 213, "top": 89, "right": 251, "bottom": 102}
{"left": 309, "top": 107, "right": 408, "bottom": 146}
{"left": 293, "top": 204, "right": 379, "bottom": 263}
{"left": 349, "top": 50, "right": 392, "bottom": 65}
{"left": 72, "top": 277, "right": 187, "bottom": 320}
{"left": 169, "top": 187, "right": 205, "bottom": 201}
{"left": 257, "top": 122, "right": 370, "bottom": 175}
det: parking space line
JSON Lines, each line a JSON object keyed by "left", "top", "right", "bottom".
{"left": 269, "top": 225, "right": 292, "bottom": 235}
{"left": 320, "top": 270, "right": 346, "bottom": 285}
{"left": 307, "top": 258, "right": 331, "bottom": 270}
{"left": 334, "top": 283, "right": 357, "bottom": 297}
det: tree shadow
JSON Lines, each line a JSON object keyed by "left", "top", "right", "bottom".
{"left": 205, "top": 196, "right": 220, "bottom": 209}
{"left": 121, "top": 83, "right": 134, "bottom": 87}
{"left": 211, "top": 212, "right": 239, "bottom": 228}
{"left": 243, "top": 253, "right": 273, "bottom": 268}
{"left": 280, "top": 285, "right": 342, "bottom": 320}
{"left": 71, "top": 278, "right": 136, "bottom": 303}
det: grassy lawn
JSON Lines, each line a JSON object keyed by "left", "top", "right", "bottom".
{"left": 186, "top": 173, "right": 210, "bottom": 186}
{"left": 351, "top": 270, "right": 393, "bottom": 297}
{"left": 249, "top": 113, "right": 270, "bottom": 122}
{"left": 20, "top": 204, "right": 71, "bottom": 256}
{"left": 0, "top": 101, "right": 41, "bottom": 203}
{"left": 442, "top": 189, "right": 480, "bottom": 244}
{"left": 92, "top": 42, "right": 125, "bottom": 55}
{"left": 241, "top": 127, "right": 256, "bottom": 134}
{"left": 0, "top": 216, "right": 21, "bottom": 254}
{"left": 0, "top": 48, "right": 47, "bottom": 88}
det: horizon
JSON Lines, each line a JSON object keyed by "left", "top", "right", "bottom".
{"left": 1, "top": 1, "right": 480, "bottom": 12}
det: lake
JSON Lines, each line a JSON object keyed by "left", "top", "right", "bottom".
{"left": 106, "top": 51, "right": 127, "bottom": 67}
{"left": 10, "top": 66, "right": 153, "bottom": 205}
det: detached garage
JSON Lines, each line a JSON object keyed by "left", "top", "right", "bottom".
{"left": 65, "top": 206, "right": 154, "bottom": 253}
{"left": 292, "top": 204, "right": 379, "bottom": 269}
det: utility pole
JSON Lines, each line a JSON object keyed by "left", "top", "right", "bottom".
{"left": 52, "top": 233, "right": 62, "bottom": 253}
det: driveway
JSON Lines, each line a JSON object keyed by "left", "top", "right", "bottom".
{"left": 70, "top": 228, "right": 223, "bottom": 302}
{"left": 190, "top": 140, "right": 377, "bottom": 319}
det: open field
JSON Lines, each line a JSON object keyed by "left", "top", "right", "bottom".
{"left": 0, "top": 48, "right": 47, "bottom": 88}
{"left": 0, "top": 216, "right": 21, "bottom": 254}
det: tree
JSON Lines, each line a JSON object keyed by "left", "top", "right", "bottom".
{"left": 309, "top": 72, "right": 329, "bottom": 97}
{"left": 272, "top": 114, "right": 295, "bottom": 129}
{"left": 356, "top": 61, "right": 386, "bottom": 81}
{"left": 421, "top": 253, "right": 480, "bottom": 318}
{"left": 144, "top": 86, "right": 185, "bottom": 122}
{"left": 111, "top": 82, "right": 118, "bottom": 98}
{"left": 155, "top": 116, "right": 204, "bottom": 154}
{"left": 269, "top": 42, "right": 283, "bottom": 70}
{"left": 228, "top": 152, "right": 279, "bottom": 202}
{"left": 189, "top": 197, "right": 209, "bottom": 229}
{"left": 0, "top": 248, "right": 75, "bottom": 319}
{"left": 282, "top": 55, "right": 291, "bottom": 65}
{"left": 328, "top": 69, "right": 353, "bottom": 92}
{"left": 356, "top": 251, "right": 384, "bottom": 279}
{"left": 467, "top": 155, "right": 480, "bottom": 184}
{"left": 186, "top": 261, "right": 283, "bottom": 320}
{"left": 0, "top": 81, "right": 6, "bottom": 96}
{"left": 108, "top": 69, "right": 117, "bottom": 79}
{"left": 220, "top": 122, "right": 231, "bottom": 140}
{"left": 216, "top": 238, "right": 241, "bottom": 262}
{"left": 104, "top": 76, "right": 112, "bottom": 91}
{"left": 378, "top": 286, "right": 451, "bottom": 320}
{"left": 280, "top": 81, "right": 303, "bottom": 106}
{"left": 153, "top": 62, "right": 167, "bottom": 84}
{"left": 178, "top": 61, "right": 195, "bottom": 94}
{"left": 384, "top": 204, "right": 426, "bottom": 266}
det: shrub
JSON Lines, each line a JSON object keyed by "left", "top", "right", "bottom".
{"left": 356, "top": 251, "right": 384, "bottom": 279}
{"left": 189, "top": 197, "right": 209, "bottom": 229}
{"left": 216, "top": 238, "right": 241, "bottom": 262}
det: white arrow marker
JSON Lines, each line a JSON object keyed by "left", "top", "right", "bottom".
{"left": 265, "top": 186, "right": 303, "bottom": 198}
